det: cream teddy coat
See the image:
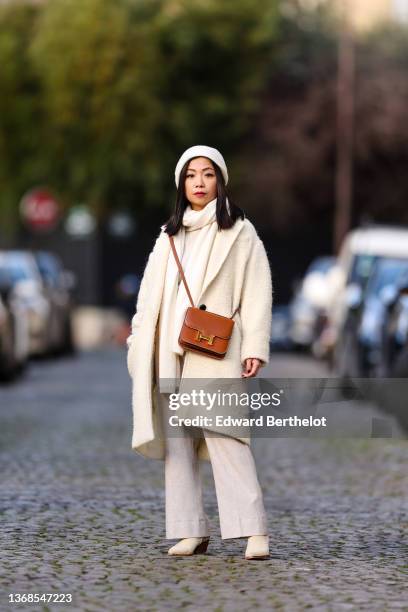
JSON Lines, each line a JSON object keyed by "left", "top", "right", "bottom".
{"left": 126, "top": 216, "right": 273, "bottom": 462}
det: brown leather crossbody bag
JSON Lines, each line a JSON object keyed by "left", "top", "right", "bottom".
{"left": 169, "top": 235, "right": 239, "bottom": 360}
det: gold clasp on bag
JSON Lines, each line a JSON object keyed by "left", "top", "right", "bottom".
{"left": 196, "top": 330, "right": 215, "bottom": 345}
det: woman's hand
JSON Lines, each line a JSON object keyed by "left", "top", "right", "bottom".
{"left": 241, "top": 358, "right": 262, "bottom": 378}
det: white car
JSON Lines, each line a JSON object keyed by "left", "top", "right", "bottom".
{"left": 322, "top": 225, "right": 408, "bottom": 371}
{"left": 33, "top": 251, "right": 76, "bottom": 355}
{"left": 289, "top": 256, "right": 336, "bottom": 349}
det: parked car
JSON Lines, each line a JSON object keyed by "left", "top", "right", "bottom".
{"left": 321, "top": 225, "right": 408, "bottom": 376}
{"left": 356, "top": 257, "right": 408, "bottom": 377}
{"left": 0, "top": 264, "right": 30, "bottom": 379}
{"left": 288, "top": 256, "right": 336, "bottom": 350}
{"left": 0, "top": 250, "right": 51, "bottom": 356}
{"left": 372, "top": 276, "right": 408, "bottom": 430}
{"left": 0, "top": 272, "right": 17, "bottom": 379}
{"left": 381, "top": 271, "right": 408, "bottom": 377}
{"left": 33, "top": 251, "right": 76, "bottom": 355}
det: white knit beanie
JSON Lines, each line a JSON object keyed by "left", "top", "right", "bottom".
{"left": 174, "top": 145, "right": 229, "bottom": 188}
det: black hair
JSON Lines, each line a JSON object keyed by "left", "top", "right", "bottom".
{"left": 163, "top": 157, "right": 245, "bottom": 236}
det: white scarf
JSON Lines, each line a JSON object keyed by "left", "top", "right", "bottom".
{"left": 157, "top": 198, "right": 221, "bottom": 390}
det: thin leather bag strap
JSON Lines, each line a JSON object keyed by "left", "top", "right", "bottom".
{"left": 168, "top": 234, "right": 195, "bottom": 308}
{"left": 168, "top": 234, "right": 240, "bottom": 319}
{"left": 231, "top": 305, "right": 240, "bottom": 319}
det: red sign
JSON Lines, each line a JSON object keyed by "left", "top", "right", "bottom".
{"left": 20, "top": 188, "right": 60, "bottom": 232}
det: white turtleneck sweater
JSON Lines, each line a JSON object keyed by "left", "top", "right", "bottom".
{"left": 156, "top": 198, "right": 219, "bottom": 388}
{"left": 156, "top": 223, "right": 205, "bottom": 371}
{"left": 178, "top": 224, "right": 206, "bottom": 288}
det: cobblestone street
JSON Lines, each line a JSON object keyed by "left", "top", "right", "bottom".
{"left": 0, "top": 348, "right": 407, "bottom": 611}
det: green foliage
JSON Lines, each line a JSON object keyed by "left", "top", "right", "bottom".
{"left": 0, "top": 0, "right": 279, "bottom": 229}
{"left": 2, "top": 0, "right": 408, "bottom": 236}
{"left": 0, "top": 3, "right": 43, "bottom": 231}
{"left": 29, "top": 0, "right": 164, "bottom": 212}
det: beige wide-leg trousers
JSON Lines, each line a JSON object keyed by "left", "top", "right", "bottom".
{"left": 154, "top": 338, "right": 268, "bottom": 540}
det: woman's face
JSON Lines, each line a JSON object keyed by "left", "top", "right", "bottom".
{"left": 184, "top": 157, "right": 217, "bottom": 210}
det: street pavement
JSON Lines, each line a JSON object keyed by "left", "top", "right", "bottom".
{"left": 0, "top": 348, "right": 407, "bottom": 611}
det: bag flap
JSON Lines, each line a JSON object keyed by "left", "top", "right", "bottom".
{"left": 184, "top": 307, "right": 234, "bottom": 340}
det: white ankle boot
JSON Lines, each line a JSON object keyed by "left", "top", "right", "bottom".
{"left": 168, "top": 537, "right": 210, "bottom": 556}
{"left": 245, "top": 535, "right": 270, "bottom": 560}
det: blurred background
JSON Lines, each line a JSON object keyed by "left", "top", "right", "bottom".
{"left": 1, "top": 3, "right": 408, "bottom": 606}
{"left": 1, "top": 0, "right": 408, "bottom": 423}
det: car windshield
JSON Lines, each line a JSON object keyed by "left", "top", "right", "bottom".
{"left": 366, "top": 258, "right": 408, "bottom": 297}
{"left": 348, "top": 254, "right": 377, "bottom": 289}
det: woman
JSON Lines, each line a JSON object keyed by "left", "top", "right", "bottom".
{"left": 127, "top": 145, "right": 273, "bottom": 560}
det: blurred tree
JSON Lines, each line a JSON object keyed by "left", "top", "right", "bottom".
{"left": 236, "top": 2, "right": 338, "bottom": 231}
{"left": 0, "top": 0, "right": 279, "bottom": 227}
{"left": 29, "top": 0, "right": 165, "bottom": 217}
{"left": 237, "top": 6, "right": 408, "bottom": 234}
{"left": 2, "top": 0, "right": 408, "bottom": 240}
{"left": 151, "top": 0, "right": 279, "bottom": 187}
{"left": 0, "top": 3, "right": 44, "bottom": 236}
{"left": 353, "top": 24, "right": 408, "bottom": 225}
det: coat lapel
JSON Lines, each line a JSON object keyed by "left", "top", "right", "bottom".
{"left": 155, "top": 217, "right": 245, "bottom": 311}
{"left": 198, "top": 217, "right": 245, "bottom": 302}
